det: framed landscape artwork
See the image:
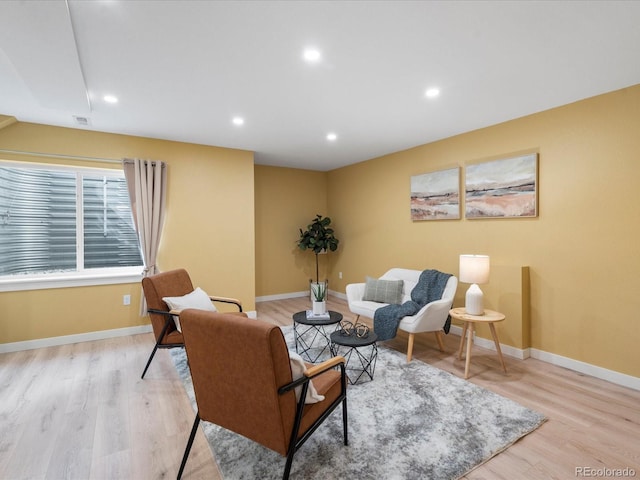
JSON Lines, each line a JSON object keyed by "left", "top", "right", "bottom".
{"left": 410, "top": 167, "right": 460, "bottom": 220}
{"left": 465, "top": 153, "right": 538, "bottom": 218}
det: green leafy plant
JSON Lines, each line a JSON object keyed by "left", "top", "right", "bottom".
{"left": 311, "top": 281, "right": 327, "bottom": 302}
{"left": 297, "top": 214, "right": 339, "bottom": 283}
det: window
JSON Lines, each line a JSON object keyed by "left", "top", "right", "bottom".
{"left": 0, "top": 161, "right": 143, "bottom": 290}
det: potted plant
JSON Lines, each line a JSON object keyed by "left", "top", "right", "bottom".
{"left": 297, "top": 214, "right": 339, "bottom": 284}
{"left": 311, "top": 281, "right": 327, "bottom": 315}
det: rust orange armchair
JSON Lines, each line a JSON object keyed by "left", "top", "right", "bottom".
{"left": 177, "top": 309, "right": 348, "bottom": 480}
{"left": 140, "top": 268, "right": 244, "bottom": 379}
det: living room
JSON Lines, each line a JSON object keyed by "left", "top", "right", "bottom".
{"left": 3, "top": 81, "right": 639, "bottom": 388}
{"left": 1, "top": 1, "right": 639, "bottom": 479}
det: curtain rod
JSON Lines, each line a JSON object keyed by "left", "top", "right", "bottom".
{"left": 122, "top": 158, "right": 166, "bottom": 167}
{"left": 0, "top": 148, "right": 121, "bottom": 164}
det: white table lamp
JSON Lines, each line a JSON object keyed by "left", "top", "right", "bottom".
{"left": 459, "top": 254, "right": 490, "bottom": 315}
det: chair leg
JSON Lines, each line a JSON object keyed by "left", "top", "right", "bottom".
{"left": 342, "top": 397, "right": 349, "bottom": 446}
{"left": 406, "top": 333, "right": 415, "bottom": 363}
{"left": 141, "top": 343, "right": 160, "bottom": 379}
{"left": 177, "top": 413, "right": 201, "bottom": 480}
{"left": 283, "top": 447, "right": 295, "bottom": 480}
{"left": 435, "top": 331, "right": 445, "bottom": 352}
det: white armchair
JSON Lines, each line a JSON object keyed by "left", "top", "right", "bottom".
{"left": 346, "top": 268, "right": 458, "bottom": 362}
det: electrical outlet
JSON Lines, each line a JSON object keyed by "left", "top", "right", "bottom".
{"left": 339, "top": 272, "right": 343, "bottom": 279}
{"left": 123, "top": 294, "right": 131, "bottom": 306}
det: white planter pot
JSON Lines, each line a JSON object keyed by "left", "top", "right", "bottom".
{"left": 312, "top": 301, "right": 327, "bottom": 315}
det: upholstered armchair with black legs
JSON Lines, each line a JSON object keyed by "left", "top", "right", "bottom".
{"left": 140, "top": 268, "right": 245, "bottom": 379}
{"left": 176, "top": 309, "right": 348, "bottom": 480}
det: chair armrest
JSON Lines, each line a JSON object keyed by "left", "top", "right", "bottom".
{"left": 413, "top": 298, "right": 452, "bottom": 320}
{"left": 168, "top": 308, "right": 245, "bottom": 319}
{"left": 346, "top": 283, "right": 366, "bottom": 302}
{"left": 417, "top": 297, "right": 453, "bottom": 316}
{"left": 278, "top": 355, "right": 346, "bottom": 394}
{"left": 305, "top": 355, "right": 346, "bottom": 379}
{"left": 404, "top": 298, "right": 454, "bottom": 332}
{"left": 148, "top": 308, "right": 174, "bottom": 317}
{"left": 209, "top": 295, "right": 243, "bottom": 312}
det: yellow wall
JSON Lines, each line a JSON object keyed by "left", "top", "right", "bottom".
{"left": 254, "top": 165, "right": 329, "bottom": 296}
{"left": 0, "top": 121, "right": 255, "bottom": 343}
{"left": 326, "top": 85, "right": 640, "bottom": 378}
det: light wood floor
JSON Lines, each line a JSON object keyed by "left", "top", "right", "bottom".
{"left": 1, "top": 296, "right": 639, "bottom": 479}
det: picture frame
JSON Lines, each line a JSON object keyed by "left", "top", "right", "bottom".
{"left": 410, "top": 167, "right": 460, "bottom": 220}
{"left": 465, "top": 153, "right": 538, "bottom": 219}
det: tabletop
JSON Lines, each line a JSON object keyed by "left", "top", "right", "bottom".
{"left": 449, "top": 307, "right": 505, "bottom": 323}
{"left": 292, "top": 310, "right": 343, "bottom": 326}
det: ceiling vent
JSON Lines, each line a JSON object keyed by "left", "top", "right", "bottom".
{"left": 73, "top": 115, "right": 91, "bottom": 126}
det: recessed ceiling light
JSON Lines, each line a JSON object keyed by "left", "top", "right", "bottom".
{"left": 326, "top": 133, "right": 337, "bottom": 141}
{"left": 103, "top": 94, "right": 118, "bottom": 104}
{"left": 232, "top": 117, "right": 244, "bottom": 126}
{"left": 303, "top": 48, "right": 321, "bottom": 63}
{"left": 425, "top": 88, "right": 440, "bottom": 99}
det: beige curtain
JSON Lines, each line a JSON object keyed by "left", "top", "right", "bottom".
{"left": 123, "top": 158, "right": 167, "bottom": 315}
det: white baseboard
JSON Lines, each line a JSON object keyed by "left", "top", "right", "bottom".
{"left": 255, "top": 289, "right": 344, "bottom": 303}
{"left": 331, "top": 290, "right": 347, "bottom": 301}
{"left": 528, "top": 348, "right": 640, "bottom": 392}
{"left": 0, "top": 324, "right": 153, "bottom": 354}
{"left": 460, "top": 327, "right": 530, "bottom": 360}
{"left": 255, "top": 291, "right": 308, "bottom": 302}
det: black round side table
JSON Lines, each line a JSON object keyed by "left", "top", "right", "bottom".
{"left": 330, "top": 330, "right": 378, "bottom": 384}
{"left": 292, "top": 310, "right": 343, "bottom": 363}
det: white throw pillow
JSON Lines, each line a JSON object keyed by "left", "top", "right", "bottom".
{"left": 288, "top": 351, "right": 325, "bottom": 404}
{"left": 162, "top": 287, "right": 217, "bottom": 332}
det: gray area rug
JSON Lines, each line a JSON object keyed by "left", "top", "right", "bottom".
{"left": 171, "top": 326, "right": 546, "bottom": 480}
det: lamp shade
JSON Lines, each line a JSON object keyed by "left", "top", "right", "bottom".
{"left": 459, "top": 255, "right": 490, "bottom": 285}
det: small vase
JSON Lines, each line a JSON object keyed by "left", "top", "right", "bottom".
{"left": 312, "top": 301, "right": 327, "bottom": 315}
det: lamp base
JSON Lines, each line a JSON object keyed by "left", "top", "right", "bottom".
{"left": 465, "top": 284, "right": 484, "bottom": 315}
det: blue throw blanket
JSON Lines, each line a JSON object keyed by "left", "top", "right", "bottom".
{"left": 373, "top": 269, "right": 452, "bottom": 341}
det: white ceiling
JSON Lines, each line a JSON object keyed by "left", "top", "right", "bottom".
{"left": 1, "top": 1, "right": 640, "bottom": 171}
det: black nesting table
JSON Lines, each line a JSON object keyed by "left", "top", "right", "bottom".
{"left": 292, "top": 310, "right": 343, "bottom": 363}
{"left": 330, "top": 330, "right": 378, "bottom": 384}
